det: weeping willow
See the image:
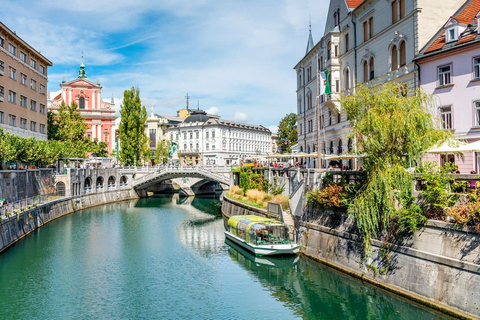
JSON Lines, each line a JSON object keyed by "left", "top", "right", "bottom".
{"left": 341, "top": 83, "right": 451, "bottom": 254}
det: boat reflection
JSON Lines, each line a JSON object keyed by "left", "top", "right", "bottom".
{"left": 225, "top": 238, "right": 299, "bottom": 269}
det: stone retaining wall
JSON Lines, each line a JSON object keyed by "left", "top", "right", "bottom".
{"left": 0, "top": 189, "right": 138, "bottom": 254}
{"left": 222, "top": 196, "right": 480, "bottom": 319}
{"left": 221, "top": 195, "right": 279, "bottom": 220}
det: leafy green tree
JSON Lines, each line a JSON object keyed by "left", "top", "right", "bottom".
{"left": 278, "top": 113, "right": 297, "bottom": 153}
{"left": 154, "top": 140, "right": 171, "bottom": 164}
{"left": 48, "top": 101, "right": 87, "bottom": 142}
{"left": 0, "top": 129, "right": 15, "bottom": 165}
{"left": 119, "top": 87, "right": 150, "bottom": 166}
{"left": 341, "top": 82, "right": 450, "bottom": 253}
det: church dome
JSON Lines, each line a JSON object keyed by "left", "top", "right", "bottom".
{"left": 184, "top": 109, "right": 210, "bottom": 123}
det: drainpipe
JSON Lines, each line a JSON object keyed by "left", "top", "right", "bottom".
{"left": 299, "top": 66, "right": 306, "bottom": 165}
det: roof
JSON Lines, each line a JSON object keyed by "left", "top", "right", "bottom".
{"left": 183, "top": 109, "right": 210, "bottom": 123}
{"left": 422, "top": 0, "right": 480, "bottom": 55}
{"left": 346, "top": 0, "right": 364, "bottom": 8}
{"left": 305, "top": 26, "right": 314, "bottom": 55}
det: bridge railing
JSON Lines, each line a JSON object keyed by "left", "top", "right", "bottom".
{"left": 131, "top": 165, "right": 231, "bottom": 186}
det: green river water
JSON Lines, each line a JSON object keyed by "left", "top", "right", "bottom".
{"left": 0, "top": 196, "right": 450, "bottom": 319}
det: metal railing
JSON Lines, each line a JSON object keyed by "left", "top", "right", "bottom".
{"left": 0, "top": 193, "right": 65, "bottom": 219}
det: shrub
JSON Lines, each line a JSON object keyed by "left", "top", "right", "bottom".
{"left": 272, "top": 195, "right": 289, "bottom": 211}
{"left": 229, "top": 185, "right": 243, "bottom": 196}
{"left": 447, "top": 202, "right": 480, "bottom": 233}
{"left": 246, "top": 189, "right": 266, "bottom": 202}
{"left": 307, "top": 184, "right": 347, "bottom": 209}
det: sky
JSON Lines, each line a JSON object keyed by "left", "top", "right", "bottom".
{"left": 2, "top": 0, "right": 328, "bottom": 133}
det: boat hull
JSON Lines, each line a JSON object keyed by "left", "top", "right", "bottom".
{"left": 225, "top": 231, "right": 299, "bottom": 256}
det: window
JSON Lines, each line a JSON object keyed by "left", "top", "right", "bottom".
{"left": 30, "top": 79, "right": 37, "bottom": 90}
{"left": 8, "top": 114, "right": 16, "bottom": 127}
{"left": 183, "top": 132, "right": 186, "bottom": 139}
{"left": 345, "top": 33, "right": 349, "bottom": 52}
{"left": 149, "top": 129, "right": 156, "bottom": 148}
{"left": 299, "top": 123, "right": 303, "bottom": 135}
{"left": 475, "top": 101, "right": 480, "bottom": 126}
{"left": 189, "top": 131, "right": 193, "bottom": 139}
{"left": 0, "top": 60, "right": 4, "bottom": 73}
{"left": 319, "top": 56, "right": 324, "bottom": 70}
{"left": 440, "top": 106, "right": 452, "bottom": 129}
{"left": 345, "top": 69, "right": 350, "bottom": 91}
{"left": 391, "top": 45, "right": 398, "bottom": 70}
{"left": 206, "top": 131, "right": 209, "bottom": 138}
{"left": 0, "top": 111, "right": 3, "bottom": 124}
{"left": 8, "top": 43, "right": 16, "bottom": 56}
{"left": 334, "top": 45, "right": 338, "bottom": 57}
{"left": 21, "top": 73, "right": 27, "bottom": 85}
{"left": 40, "top": 84, "right": 45, "bottom": 95}
{"left": 8, "top": 90, "right": 16, "bottom": 103}
{"left": 30, "top": 100, "right": 37, "bottom": 111}
{"left": 369, "top": 57, "right": 375, "bottom": 80}
{"left": 79, "top": 96, "right": 85, "bottom": 109}
{"left": 206, "top": 143, "right": 209, "bottom": 151}
{"left": 20, "top": 118, "right": 27, "bottom": 129}
{"left": 30, "top": 58, "right": 37, "bottom": 69}
{"left": 363, "top": 21, "right": 368, "bottom": 42}
{"left": 392, "top": 0, "right": 398, "bottom": 23}
{"left": 183, "top": 143, "right": 186, "bottom": 150}
{"left": 20, "top": 51, "right": 27, "bottom": 62}
{"left": 329, "top": 109, "right": 332, "bottom": 126}
{"left": 363, "top": 60, "right": 368, "bottom": 82}
{"left": 20, "top": 95, "right": 27, "bottom": 107}
{"left": 297, "top": 72, "right": 301, "bottom": 88}
{"left": 40, "top": 124, "right": 46, "bottom": 134}
{"left": 338, "top": 139, "right": 343, "bottom": 154}
{"left": 438, "top": 64, "right": 452, "bottom": 86}
{"left": 399, "top": 0, "right": 405, "bottom": 19}
{"left": 446, "top": 28, "right": 457, "bottom": 43}
{"left": 337, "top": 112, "right": 341, "bottom": 124}
{"left": 327, "top": 41, "right": 331, "bottom": 60}
{"left": 335, "top": 79, "right": 340, "bottom": 93}
{"left": 0, "top": 36, "right": 4, "bottom": 48}
{"left": 40, "top": 104, "right": 46, "bottom": 114}
{"left": 10, "top": 67, "right": 17, "bottom": 80}
{"left": 212, "top": 145, "right": 215, "bottom": 151}
{"left": 0, "top": 86, "right": 3, "bottom": 99}
{"left": 189, "top": 143, "right": 193, "bottom": 150}
{"left": 369, "top": 17, "right": 374, "bottom": 39}
{"left": 40, "top": 65, "right": 46, "bottom": 75}
{"left": 212, "top": 130, "right": 215, "bottom": 138}
{"left": 196, "top": 131, "right": 199, "bottom": 139}
{"left": 307, "top": 92, "right": 312, "bottom": 109}
{"left": 329, "top": 141, "right": 334, "bottom": 154}
{"left": 399, "top": 41, "right": 406, "bottom": 66}
{"left": 307, "top": 66, "right": 311, "bottom": 81}
{"left": 474, "top": 57, "right": 480, "bottom": 79}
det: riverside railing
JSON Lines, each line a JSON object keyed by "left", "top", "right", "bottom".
{"left": 0, "top": 193, "right": 65, "bottom": 219}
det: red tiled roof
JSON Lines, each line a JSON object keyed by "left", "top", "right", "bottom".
{"left": 425, "top": 31, "right": 446, "bottom": 53}
{"left": 346, "top": 0, "right": 364, "bottom": 8}
{"left": 424, "top": 0, "right": 480, "bottom": 53}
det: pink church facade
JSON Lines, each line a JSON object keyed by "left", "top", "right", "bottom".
{"left": 47, "top": 62, "right": 116, "bottom": 155}
{"left": 416, "top": 0, "right": 480, "bottom": 173}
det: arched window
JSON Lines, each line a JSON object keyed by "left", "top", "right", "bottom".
{"left": 391, "top": 45, "right": 398, "bottom": 71}
{"left": 348, "top": 138, "right": 353, "bottom": 153}
{"left": 329, "top": 141, "right": 334, "bottom": 154}
{"left": 338, "top": 140, "right": 343, "bottom": 154}
{"left": 369, "top": 57, "right": 375, "bottom": 80}
{"left": 79, "top": 96, "right": 85, "bottom": 109}
{"left": 319, "top": 56, "right": 323, "bottom": 70}
{"left": 363, "top": 61, "right": 368, "bottom": 82}
{"left": 337, "top": 111, "right": 341, "bottom": 124}
{"left": 307, "top": 91, "right": 312, "bottom": 109}
{"left": 399, "top": 41, "right": 406, "bottom": 67}
{"left": 344, "top": 68, "right": 350, "bottom": 91}
{"left": 328, "top": 109, "right": 332, "bottom": 126}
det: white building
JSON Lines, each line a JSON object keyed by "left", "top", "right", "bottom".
{"left": 295, "top": 0, "right": 465, "bottom": 169}
{"left": 166, "top": 109, "right": 271, "bottom": 166}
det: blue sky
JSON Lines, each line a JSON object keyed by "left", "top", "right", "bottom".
{"left": 3, "top": 0, "right": 327, "bottom": 132}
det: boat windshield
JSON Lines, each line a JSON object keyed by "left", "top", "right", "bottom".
{"left": 228, "top": 215, "right": 292, "bottom": 245}
{"left": 249, "top": 225, "right": 290, "bottom": 245}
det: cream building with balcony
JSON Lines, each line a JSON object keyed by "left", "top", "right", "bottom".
{"left": 295, "top": 0, "right": 464, "bottom": 169}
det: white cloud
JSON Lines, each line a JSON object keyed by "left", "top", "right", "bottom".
{"left": 267, "top": 125, "right": 279, "bottom": 134}
{"left": 206, "top": 107, "right": 219, "bottom": 115}
{"left": 234, "top": 112, "right": 248, "bottom": 121}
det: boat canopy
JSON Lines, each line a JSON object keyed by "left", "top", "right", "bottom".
{"left": 227, "top": 215, "right": 289, "bottom": 244}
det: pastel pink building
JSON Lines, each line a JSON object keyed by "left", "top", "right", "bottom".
{"left": 48, "top": 60, "right": 116, "bottom": 155}
{"left": 416, "top": 0, "right": 480, "bottom": 173}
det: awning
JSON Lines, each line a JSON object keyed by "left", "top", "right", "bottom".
{"left": 425, "top": 139, "right": 468, "bottom": 154}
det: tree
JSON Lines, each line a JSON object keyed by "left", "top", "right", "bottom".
{"left": 119, "top": 87, "right": 150, "bottom": 166}
{"left": 154, "top": 140, "right": 171, "bottom": 164}
{"left": 341, "top": 82, "right": 450, "bottom": 253}
{"left": 47, "top": 101, "right": 87, "bottom": 143}
{"left": 278, "top": 113, "right": 297, "bottom": 153}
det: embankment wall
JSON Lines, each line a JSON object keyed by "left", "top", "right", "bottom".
{"left": 0, "top": 189, "right": 138, "bottom": 254}
{"left": 222, "top": 196, "right": 480, "bottom": 319}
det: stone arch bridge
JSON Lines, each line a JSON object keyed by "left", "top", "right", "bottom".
{"left": 120, "top": 166, "right": 233, "bottom": 197}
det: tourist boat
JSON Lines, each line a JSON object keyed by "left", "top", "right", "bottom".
{"left": 225, "top": 215, "right": 299, "bottom": 256}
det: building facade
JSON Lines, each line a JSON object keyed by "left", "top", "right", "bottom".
{"left": 0, "top": 21, "right": 52, "bottom": 140}
{"left": 145, "top": 108, "right": 184, "bottom": 161}
{"left": 48, "top": 60, "right": 116, "bottom": 154}
{"left": 295, "top": 0, "right": 465, "bottom": 168}
{"left": 417, "top": 0, "right": 480, "bottom": 173}
{"left": 166, "top": 109, "right": 271, "bottom": 166}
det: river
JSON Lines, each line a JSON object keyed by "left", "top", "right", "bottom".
{"left": 0, "top": 196, "right": 449, "bottom": 319}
